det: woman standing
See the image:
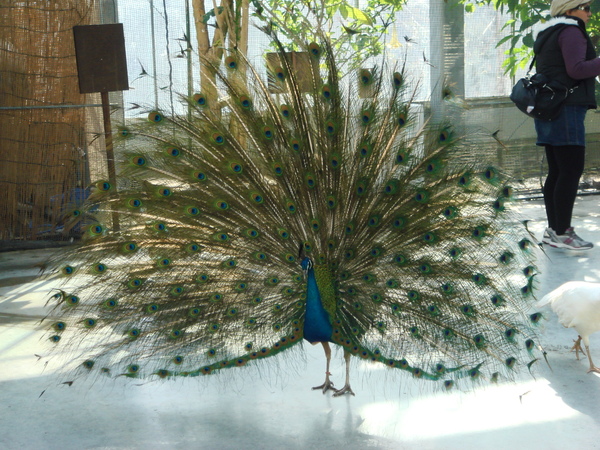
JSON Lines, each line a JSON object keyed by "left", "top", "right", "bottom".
{"left": 535, "top": 0, "right": 599, "bottom": 250}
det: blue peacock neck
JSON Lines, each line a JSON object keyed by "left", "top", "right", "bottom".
{"left": 301, "top": 257, "right": 334, "bottom": 343}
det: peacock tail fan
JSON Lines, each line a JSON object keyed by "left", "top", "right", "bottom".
{"left": 42, "top": 32, "right": 540, "bottom": 390}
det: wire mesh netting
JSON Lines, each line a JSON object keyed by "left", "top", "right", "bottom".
{"left": 2, "top": 0, "right": 600, "bottom": 243}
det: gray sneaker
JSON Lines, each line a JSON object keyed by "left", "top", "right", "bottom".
{"left": 542, "top": 227, "right": 557, "bottom": 245}
{"left": 550, "top": 227, "right": 593, "bottom": 250}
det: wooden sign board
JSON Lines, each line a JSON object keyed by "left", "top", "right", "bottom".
{"left": 73, "top": 24, "right": 129, "bottom": 94}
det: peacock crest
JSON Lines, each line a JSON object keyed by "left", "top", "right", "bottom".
{"left": 43, "top": 33, "right": 540, "bottom": 395}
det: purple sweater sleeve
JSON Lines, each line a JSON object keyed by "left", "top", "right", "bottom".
{"left": 558, "top": 27, "right": 600, "bottom": 79}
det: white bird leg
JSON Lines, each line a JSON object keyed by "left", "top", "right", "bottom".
{"left": 333, "top": 350, "right": 355, "bottom": 397}
{"left": 571, "top": 335, "right": 586, "bottom": 360}
{"left": 584, "top": 344, "right": 600, "bottom": 374}
{"left": 312, "top": 342, "right": 338, "bottom": 393}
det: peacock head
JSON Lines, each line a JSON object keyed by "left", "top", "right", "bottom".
{"left": 300, "top": 257, "right": 313, "bottom": 273}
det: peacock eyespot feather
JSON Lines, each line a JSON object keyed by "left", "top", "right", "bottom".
{"left": 239, "top": 95, "right": 252, "bottom": 109}
{"left": 326, "top": 194, "right": 337, "bottom": 209}
{"left": 214, "top": 232, "right": 230, "bottom": 242}
{"left": 428, "top": 305, "right": 440, "bottom": 316}
{"left": 211, "top": 133, "right": 225, "bottom": 145}
{"left": 128, "top": 278, "right": 143, "bottom": 289}
{"left": 519, "top": 239, "right": 532, "bottom": 251}
{"left": 148, "top": 111, "right": 163, "bottom": 123}
{"left": 53, "top": 322, "right": 66, "bottom": 332}
{"left": 361, "top": 109, "right": 373, "bottom": 124}
{"left": 266, "top": 277, "right": 280, "bottom": 286}
{"left": 128, "top": 364, "right": 140, "bottom": 374}
{"left": 196, "top": 274, "right": 209, "bottom": 283}
{"left": 223, "top": 258, "right": 237, "bottom": 268}
{"left": 83, "top": 360, "right": 95, "bottom": 370}
{"left": 66, "top": 295, "right": 79, "bottom": 306}
{"left": 245, "top": 318, "right": 257, "bottom": 327}
{"left": 525, "top": 339, "right": 535, "bottom": 351}
{"left": 499, "top": 251, "right": 513, "bottom": 264}
{"left": 157, "top": 258, "right": 172, "bottom": 268}
{"left": 394, "top": 253, "right": 408, "bottom": 265}
{"left": 423, "top": 232, "right": 437, "bottom": 244}
{"left": 170, "top": 286, "right": 184, "bottom": 296}
{"left": 359, "top": 142, "right": 372, "bottom": 158}
{"left": 273, "top": 323, "right": 282, "bottom": 331}
{"left": 472, "top": 273, "right": 487, "bottom": 285}
{"left": 165, "top": 147, "right": 180, "bottom": 157}
{"left": 50, "top": 335, "right": 60, "bottom": 343}
{"left": 371, "top": 293, "right": 383, "bottom": 303}
{"left": 391, "top": 303, "right": 401, "bottom": 314}
{"left": 386, "top": 279, "right": 399, "bottom": 288}
{"left": 158, "top": 187, "right": 172, "bottom": 197}
{"left": 201, "top": 366, "right": 212, "bottom": 375}
{"left": 103, "top": 299, "right": 118, "bottom": 309}
{"left": 502, "top": 186, "right": 514, "bottom": 198}
{"left": 461, "top": 305, "right": 475, "bottom": 316}
{"left": 347, "top": 287, "right": 358, "bottom": 297}
{"left": 355, "top": 179, "right": 368, "bottom": 196}
{"left": 393, "top": 71, "right": 403, "bottom": 88}
{"left": 280, "top": 104, "right": 291, "bottom": 117}
{"left": 122, "top": 242, "right": 138, "bottom": 253}
{"left": 329, "top": 153, "right": 341, "bottom": 169}
{"left": 309, "top": 42, "right": 321, "bottom": 57}
{"left": 252, "top": 252, "right": 267, "bottom": 261}
{"left": 353, "top": 302, "right": 363, "bottom": 310}
{"left": 419, "top": 263, "right": 433, "bottom": 274}
{"left": 370, "top": 246, "right": 384, "bottom": 257}
{"left": 491, "top": 294, "right": 505, "bottom": 307}
{"left": 284, "top": 253, "right": 296, "bottom": 263}
{"left": 441, "top": 282, "right": 454, "bottom": 294}
{"left": 384, "top": 179, "right": 399, "bottom": 195}
{"left": 243, "top": 228, "right": 260, "bottom": 238}
{"left": 396, "top": 151, "right": 408, "bottom": 164}
{"left": 443, "top": 328, "right": 454, "bottom": 339}
{"left": 359, "top": 68, "right": 372, "bottom": 85}
{"left": 397, "top": 113, "right": 407, "bottom": 127}
{"left": 157, "top": 369, "right": 171, "bottom": 378}
{"left": 227, "top": 307, "right": 238, "bottom": 317}
{"left": 209, "top": 323, "right": 220, "bottom": 332}
{"left": 468, "top": 367, "right": 480, "bottom": 379}
{"left": 262, "top": 126, "right": 274, "bottom": 140}
{"left": 449, "top": 247, "right": 462, "bottom": 259}
{"left": 325, "top": 120, "right": 337, "bottom": 135}
{"left": 392, "top": 216, "right": 407, "bottom": 230}
{"left": 443, "top": 206, "right": 458, "bottom": 219}
{"left": 82, "top": 318, "right": 97, "bottom": 328}
{"left": 493, "top": 198, "right": 505, "bottom": 212}
{"left": 290, "top": 139, "right": 301, "bottom": 152}
{"left": 88, "top": 224, "right": 104, "bottom": 236}
{"left": 128, "top": 328, "right": 141, "bottom": 339}
{"left": 444, "top": 380, "right": 454, "bottom": 390}
{"left": 210, "top": 293, "right": 223, "bottom": 302}
{"left": 505, "top": 357, "right": 516, "bottom": 369}
{"left": 483, "top": 166, "right": 499, "bottom": 183}
{"left": 224, "top": 55, "right": 237, "bottom": 70}
{"left": 425, "top": 159, "right": 444, "bottom": 175}
{"left": 345, "top": 222, "right": 355, "bottom": 235}
{"left": 146, "top": 304, "right": 159, "bottom": 313}
{"left": 438, "top": 129, "right": 451, "bottom": 142}
{"left": 234, "top": 282, "right": 248, "bottom": 292}
{"left": 277, "top": 228, "right": 290, "bottom": 239}
{"left": 458, "top": 172, "right": 471, "bottom": 187}
{"left": 474, "top": 334, "right": 486, "bottom": 349}
{"left": 193, "top": 93, "right": 207, "bottom": 106}
{"left": 504, "top": 328, "right": 516, "bottom": 341}
{"left": 362, "top": 273, "right": 376, "bottom": 283}
{"left": 152, "top": 222, "right": 167, "bottom": 232}
{"left": 62, "top": 265, "right": 75, "bottom": 275}
{"left": 252, "top": 296, "right": 263, "bottom": 305}
{"left": 414, "top": 190, "right": 429, "bottom": 203}
{"left": 127, "top": 198, "right": 143, "bottom": 208}
{"left": 523, "top": 266, "right": 536, "bottom": 277}
{"left": 305, "top": 173, "right": 316, "bottom": 188}
{"left": 321, "top": 84, "right": 332, "bottom": 99}
{"left": 118, "top": 127, "right": 130, "bottom": 137}
{"left": 92, "top": 263, "right": 107, "bottom": 274}
{"left": 409, "top": 326, "right": 420, "bottom": 337}
{"left": 185, "top": 243, "right": 201, "bottom": 253}
{"left": 407, "top": 290, "right": 420, "bottom": 301}
{"left": 189, "top": 307, "right": 201, "bottom": 317}
{"left": 96, "top": 180, "right": 112, "bottom": 191}
{"left": 185, "top": 206, "right": 200, "bottom": 217}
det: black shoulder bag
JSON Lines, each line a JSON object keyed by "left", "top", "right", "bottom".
{"left": 510, "top": 43, "right": 578, "bottom": 121}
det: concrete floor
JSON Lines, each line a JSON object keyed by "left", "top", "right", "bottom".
{"left": 1, "top": 197, "right": 600, "bottom": 449}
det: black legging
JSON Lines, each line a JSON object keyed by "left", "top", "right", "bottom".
{"left": 543, "top": 144, "right": 585, "bottom": 235}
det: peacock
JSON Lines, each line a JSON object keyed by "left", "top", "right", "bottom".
{"left": 42, "top": 30, "right": 542, "bottom": 396}
{"left": 536, "top": 281, "right": 600, "bottom": 374}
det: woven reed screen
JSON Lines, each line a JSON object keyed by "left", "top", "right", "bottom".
{"left": 0, "top": 1, "right": 103, "bottom": 242}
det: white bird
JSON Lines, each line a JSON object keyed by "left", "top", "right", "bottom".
{"left": 536, "top": 281, "right": 600, "bottom": 374}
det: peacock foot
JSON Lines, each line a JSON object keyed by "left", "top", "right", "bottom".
{"left": 587, "top": 366, "right": 600, "bottom": 374}
{"left": 571, "top": 336, "right": 585, "bottom": 360}
{"left": 332, "top": 384, "right": 355, "bottom": 397}
{"left": 312, "top": 374, "right": 337, "bottom": 394}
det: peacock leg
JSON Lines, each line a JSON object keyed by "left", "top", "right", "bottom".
{"left": 584, "top": 344, "right": 600, "bottom": 374}
{"left": 571, "top": 335, "right": 586, "bottom": 360}
{"left": 312, "top": 342, "right": 338, "bottom": 393}
{"left": 333, "top": 350, "right": 355, "bottom": 397}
